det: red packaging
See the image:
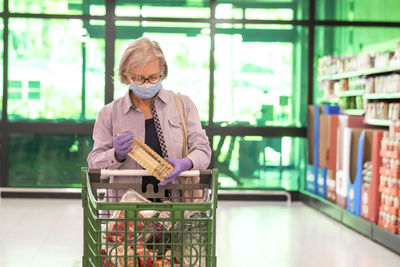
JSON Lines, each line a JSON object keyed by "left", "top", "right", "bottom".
{"left": 361, "top": 130, "right": 385, "bottom": 223}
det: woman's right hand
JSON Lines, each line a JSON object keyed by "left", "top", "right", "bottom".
{"left": 113, "top": 131, "right": 134, "bottom": 161}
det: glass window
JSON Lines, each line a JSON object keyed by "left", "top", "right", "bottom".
{"left": 214, "top": 24, "right": 308, "bottom": 127}
{"left": 115, "top": 24, "right": 210, "bottom": 123}
{"left": 216, "top": 0, "right": 309, "bottom": 20}
{"left": 116, "top": 0, "right": 210, "bottom": 19}
{"left": 9, "top": 0, "right": 105, "bottom": 15}
{"left": 0, "top": 19, "right": 3, "bottom": 118}
{"left": 316, "top": 0, "right": 400, "bottom": 22}
{"left": 214, "top": 135, "right": 306, "bottom": 190}
{"left": 8, "top": 134, "right": 93, "bottom": 187}
{"left": 8, "top": 18, "right": 105, "bottom": 121}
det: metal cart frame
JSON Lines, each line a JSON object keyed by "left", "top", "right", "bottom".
{"left": 81, "top": 168, "right": 218, "bottom": 267}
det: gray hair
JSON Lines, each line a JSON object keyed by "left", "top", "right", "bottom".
{"left": 118, "top": 37, "right": 168, "bottom": 84}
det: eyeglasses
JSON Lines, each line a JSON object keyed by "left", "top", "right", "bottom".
{"left": 131, "top": 73, "right": 162, "bottom": 85}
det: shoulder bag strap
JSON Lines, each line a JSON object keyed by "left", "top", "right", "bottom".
{"left": 174, "top": 93, "right": 188, "bottom": 157}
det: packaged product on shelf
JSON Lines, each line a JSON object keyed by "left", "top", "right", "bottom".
{"left": 393, "top": 177, "right": 398, "bottom": 189}
{"left": 374, "top": 52, "right": 394, "bottom": 69}
{"left": 394, "top": 196, "right": 399, "bottom": 208}
{"left": 346, "top": 96, "right": 355, "bottom": 109}
{"left": 346, "top": 56, "right": 358, "bottom": 72}
{"left": 387, "top": 176, "right": 393, "bottom": 188}
{"left": 348, "top": 77, "right": 366, "bottom": 91}
{"left": 338, "top": 97, "right": 345, "bottom": 110}
{"left": 362, "top": 161, "right": 372, "bottom": 217}
{"left": 374, "top": 76, "right": 382, "bottom": 93}
{"left": 340, "top": 79, "right": 348, "bottom": 91}
{"left": 393, "top": 75, "right": 400, "bottom": 92}
{"left": 357, "top": 53, "right": 374, "bottom": 70}
{"left": 317, "top": 56, "right": 329, "bottom": 76}
{"left": 319, "top": 80, "right": 336, "bottom": 101}
{"left": 381, "top": 103, "right": 389, "bottom": 120}
{"left": 355, "top": 96, "right": 364, "bottom": 110}
{"left": 388, "top": 103, "right": 400, "bottom": 121}
{"left": 391, "top": 105, "right": 395, "bottom": 121}
{"left": 374, "top": 103, "right": 380, "bottom": 119}
{"left": 375, "top": 75, "right": 390, "bottom": 94}
{"left": 336, "top": 57, "right": 346, "bottom": 74}
{"left": 362, "top": 161, "right": 372, "bottom": 189}
{"left": 389, "top": 195, "right": 394, "bottom": 206}
{"left": 365, "top": 77, "right": 375, "bottom": 93}
{"left": 385, "top": 212, "right": 390, "bottom": 225}
{"left": 318, "top": 55, "right": 340, "bottom": 76}
{"left": 389, "top": 43, "right": 400, "bottom": 67}
{"left": 379, "top": 175, "right": 386, "bottom": 187}
{"left": 390, "top": 121, "right": 400, "bottom": 138}
{"left": 365, "top": 103, "right": 375, "bottom": 119}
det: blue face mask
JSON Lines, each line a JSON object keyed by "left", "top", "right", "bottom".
{"left": 129, "top": 82, "right": 162, "bottom": 99}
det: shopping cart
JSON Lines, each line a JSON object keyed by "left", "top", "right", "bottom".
{"left": 81, "top": 168, "right": 218, "bottom": 267}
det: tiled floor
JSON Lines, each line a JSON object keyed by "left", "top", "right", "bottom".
{"left": 1, "top": 198, "right": 400, "bottom": 267}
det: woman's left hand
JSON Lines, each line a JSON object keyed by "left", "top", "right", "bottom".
{"left": 159, "top": 157, "right": 192, "bottom": 185}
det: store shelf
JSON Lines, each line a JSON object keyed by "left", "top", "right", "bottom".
{"left": 342, "top": 209, "right": 372, "bottom": 237}
{"left": 338, "top": 90, "right": 365, "bottom": 97}
{"left": 300, "top": 190, "right": 342, "bottom": 221}
{"left": 372, "top": 224, "right": 400, "bottom": 255}
{"left": 341, "top": 109, "right": 364, "bottom": 116}
{"left": 364, "top": 92, "right": 400, "bottom": 100}
{"left": 364, "top": 118, "right": 392, "bottom": 126}
{"left": 318, "top": 66, "right": 400, "bottom": 81}
{"left": 300, "top": 190, "right": 400, "bottom": 255}
{"left": 316, "top": 97, "right": 339, "bottom": 105}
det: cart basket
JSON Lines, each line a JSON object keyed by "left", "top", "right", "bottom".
{"left": 81, "top": 168, "right": 218, "bottom": 267}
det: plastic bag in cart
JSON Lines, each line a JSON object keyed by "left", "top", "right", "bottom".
{"left": 101, "top": 189, "right": 208, "bottom": 267}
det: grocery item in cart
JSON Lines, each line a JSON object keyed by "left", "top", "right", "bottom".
{"left": 103, "top": 190, "right": 207, "bottom": 267}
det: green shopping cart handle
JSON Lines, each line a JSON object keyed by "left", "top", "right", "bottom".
{"left": 99, "top": 169, "right": 201, "bottom": 179}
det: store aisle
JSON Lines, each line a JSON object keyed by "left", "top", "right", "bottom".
{"left": 217, "top": 201, "right": 400, "bottom": 267}
{"left": 1, "top": 198, "right": 399, "bottom": 267}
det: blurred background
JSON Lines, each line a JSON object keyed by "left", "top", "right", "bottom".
{"left": 0, "top": 0, "right": 399, "bottom": 195}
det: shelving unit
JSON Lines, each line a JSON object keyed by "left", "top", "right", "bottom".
{"left": 316, "top": 97, "right": 339, "bottom": 105}
{"left": 337, "top": 89, "right": 365, "bottom": 97}
{"left": 365, "top": 92, "right": 400, "bottom": 100}
{"left": 318, "top": 66, "right": 400, "bottom": 81}
{"left": 342, "top": 109, "right": 364, "bottom": 116}
{"left": 313, "top": 56, "right": 400, "bottom": 253}
{"left": 364, "top": 118, "right": 392, "bottom": 127}
{"left": 319, "top": 66, "right": 400, "bottom": 120}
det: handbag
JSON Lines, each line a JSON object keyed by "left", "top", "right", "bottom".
{"left": 173, "top": 93, "right": 205, "bottom": 202}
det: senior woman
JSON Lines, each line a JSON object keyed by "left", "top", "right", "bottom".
{"left": 87, "top": 37, "right": 211, "bottom": 201}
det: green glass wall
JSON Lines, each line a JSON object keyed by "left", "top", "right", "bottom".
{"left": 9, "top": 134, "right": 93, "bottom": 187}
{"left": 0, "top": 19, "right": 3, "bottom": 117}
{"left": 8, "top": 18, "right": 105, "bottom": 121}
{"left": 214, "top": 135, "right": 306, "bottom": 190}
{"left": 214, "top": 25, "right": 308, "bottom": 127}
{"left": 116, "top": 0, "right": 210, "bottom": 18}
{"left": 9, "top": 0, "right": 105, "bottom": 15}
{"left": 216, "top": 0, "right": 309, "bottom": 20}
{"left": 316, "top": 0, "right": 400, "bottom": 22}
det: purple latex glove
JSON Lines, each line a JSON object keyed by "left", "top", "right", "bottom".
{"left": 159, "top": 157, "right": 192, "bottom": 186}
{"left": 113, "top": 131, "right": 134, "bottom": 161}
